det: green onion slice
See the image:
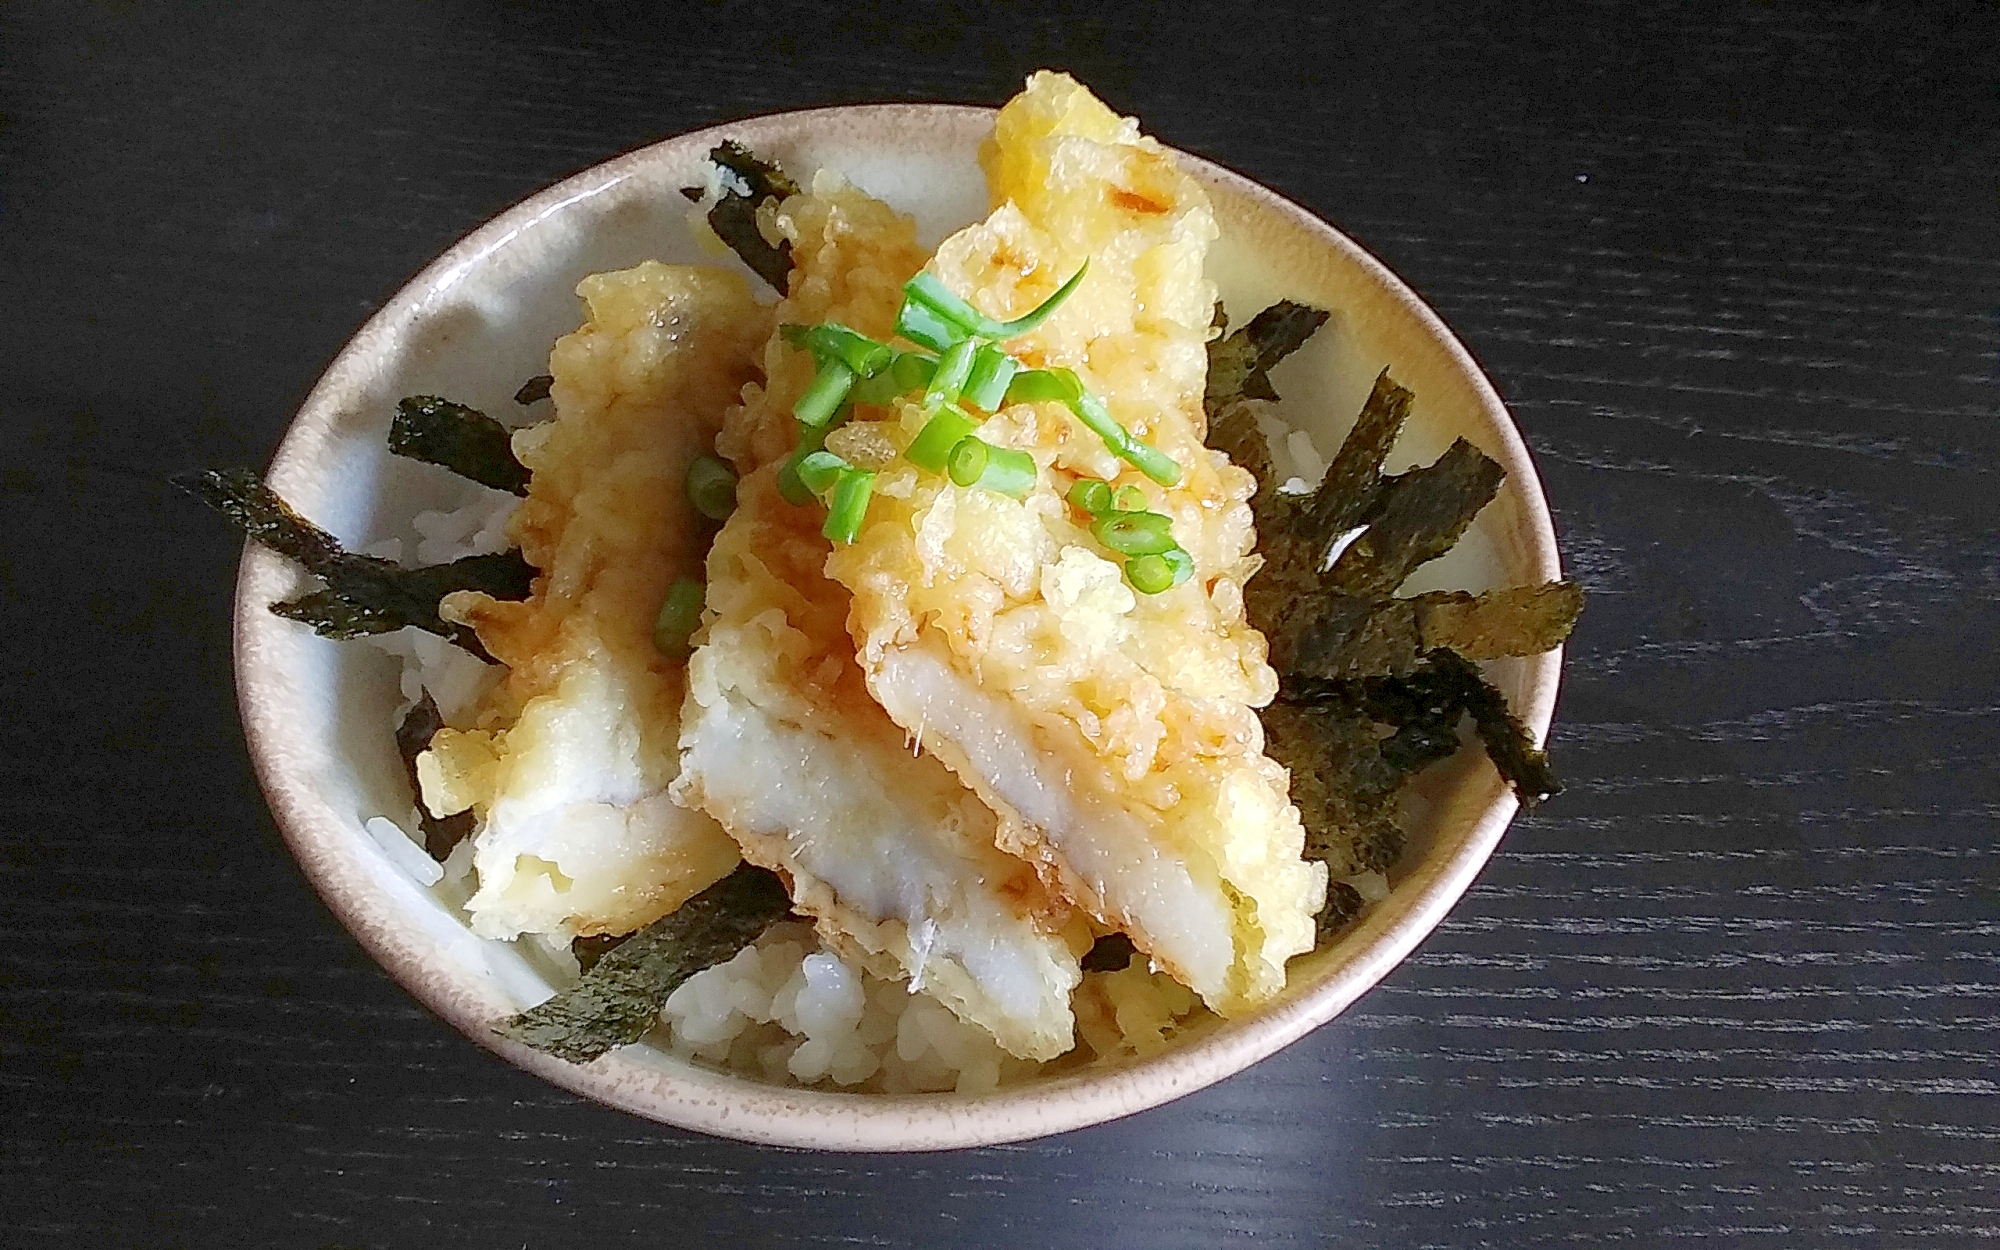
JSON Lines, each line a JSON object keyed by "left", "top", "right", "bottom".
{"left": 653, "top": 576, "right": 707, "bottom": 654}
{"left": 823, "top": 468, "right": 875, "bottom": 544}
{"left": 1067, "top": 478, "right": 1113, "bottom": 515}
{"left": 924, "top": 336, "right": 980, "bottom": 410}
{"left": 686, "top": 453, "right": 738, "bottom": 522}
{"left": 794, "top": 360, "right": 855, "bottom": 429}
{"left": 1004, "top": 367, "right": 1183, "bottom": 486}
{"left": 778, "top": 418, "right": 837, "bottom": 506}
{"left": 1092, "top": 509, "right": 1177, "bottom": 557}
{"left": 1114, "top": 484, "right": 1149, "bottom": 513}
{"left": 961, "top": 343, "right": 1020, "bottom": 411}
{"left": 903, "top": 262, "right": 1087, "bottom": 342}
{"left": 806, "top": 324, "right": 891, "bottom": 377}
{"left": 794, "top": 449, "right": 849, "bottom": 497}
{"left": 1125, "top": 545, "right": 1194, "bottom": 594}
{"left": 895, "top": 298, "right": 960, "bottom": 353}
{"left": 947, "top": 437, "right": 1037, "bottom": 499}
{"left": 905, "top": 404, "right": 980, "bottom": 472}
{"left": 892, "top": 350, "right": 939, "bottom": 393}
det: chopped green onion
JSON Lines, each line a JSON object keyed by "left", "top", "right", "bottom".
{"left": 1114, "top": 484, "right": 1149, "bottom": 513}
{"left": 1092, "top": 509, "right": 1176, "bottom": 557}
{"left": 895, "top": 298, "right": 961, "bottom": 352}
{"left": 1005, "top": 367, "right": 1183, "bottom": 486}
{"left": 961, "top": 343, "right": 1020, "bottom": 411}
{"left": 805, "top": 323, "right": 892, "bottom": 377}
{"left": 1124, "top": 549, "right": 1190, "bottom": 595}
{"left": 1068, "top": 478, "right": 1113, "bottom": 515}
{"left": 945, "top": 437, "right": 986, "bottom": 487}
{"left": 924, "top": 337, "right": 980, "bottom": 409}
{"left": 946, "top": 437, "right": 1037, "bottom": 499}
{"left": 794, "top": 360, "right": 855, "bottom": 429}
{"left": 794, "top": 450, "right": 849, "bottom": 497}
{"left": 1003, "top": 365, "right": 1084, "bottom": 406}
{"left": 778, "top": 419, "right": 836, "bottom": 505}
{"left": 904, "top": 263, "right": 1087, "bottom": 341}
{"left": 779, "top": 323, "right": 812, "bottom": 351}
{"left": 653, "top": 576, "right": 706, "bottom": 654}
{"left": 686, "top": 454, "right": 738, "bottom": 521}
{"left": 1121, "top": 438, "right": 1183, "bottom": 487}
{"left": 822, "top": 469, "right": 875, "bottom": 544}
{"left": 905, "top": 405, "right": 980, "bottom": 472}
{"left": 892, "top": 350, "right": 939, "bottom": 393}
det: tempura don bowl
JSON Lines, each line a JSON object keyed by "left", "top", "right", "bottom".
{"left": 233, "top": 102, "right": 1564, "bottom": 1150}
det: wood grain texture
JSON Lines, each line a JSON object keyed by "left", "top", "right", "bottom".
{"left": 3, "top": 0, "right": 1996, "bottom": 1244}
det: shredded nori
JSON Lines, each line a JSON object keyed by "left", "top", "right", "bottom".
{"left": 683, "top": 140, "right": 800, "bottom": 294}
{"left": 571, "top": 933, "right": 631, "bottom": 976}
{"left": 498, "top": 864, "right": 794, "bottom": 1064}
{"left": 175, "top": 467, "right": 534, "bottom": 660}
{"left": 388, "top": 396, "right": 531, "bottom": 496}
{"left": 1081, "top": 932, "right": 1138, "bottom": 973}
{"left": 1206, "top": 303, "right": 1580, "bottom": 942}
{"left": 513, "top": 374, "right": 554, "bottom": 406}
{"left": 1204, "top": 300, "right": 1331, "bottom": 418}
{"left": 394, "top": 694, "right": 474, "bottom": 859}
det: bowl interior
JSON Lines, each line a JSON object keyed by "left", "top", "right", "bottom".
{"left": 235, "top": 103, "right": 1561, "bottom": 1150}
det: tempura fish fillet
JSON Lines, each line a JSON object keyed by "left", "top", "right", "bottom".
{"left": 416, "top": 262, "right": 765, "bottom": 941}
{"left": 673, "top": 177, "right": 1084, "bottom": 1061}
{"left": 826, "top": 73, "right": 1326, "bottom": 1014}
{"left": 676, "top": 472, "right": 1082, "bottom": 1060}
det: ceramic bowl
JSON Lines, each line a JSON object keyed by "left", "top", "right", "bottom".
{"left": 234, "top": 102, "right": 1563, "bottom": 1150}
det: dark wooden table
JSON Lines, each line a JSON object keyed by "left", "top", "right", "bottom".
{"left": 6, "top": 2, "right": 1997, "bottom": 1244}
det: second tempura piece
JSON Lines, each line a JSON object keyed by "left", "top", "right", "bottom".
{"left": 417, "top": 263, "right": 766, "bottom": 940}
{"left": 675, "top": 175, "right": 1087, "bottom": 1062}
{"left": 827, "top": 73, "right": 1326, "bottom": 1014}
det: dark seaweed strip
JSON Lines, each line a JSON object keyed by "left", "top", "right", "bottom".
{"left": 1301, "top": 368, "right": 1414, "bottom": 560}
{"left": 1276, "top": 579, "right": 1582, "bottom": 682}
{"left": 174, "top": 468, "right": 531, "bottom": 659}
{"left": 571, "top": 933, "right": 631, "bottom": 976}
{"left": 513, "top": 374, "right": 554, "bottom": 406}
{"left": 497, "top": 864, "right": 792, "bottom": 1064}
{"left": 1317, "top": 881, "right": 1365, "bottom": 943}
{"left": 1413, "top": 580, "right": 1584, "bottom": 659}
{"left": 1325, "top": 437, "right": 1504, "bottom": 597}
{"left": 1429, "top": 649, "right": 1562, "bottom": 806}
{"left": 269, "top": 589, "right": 405, "bottom": 639}
{"left": 695, "top": 140, "right": 801, "bottom": 294}
{"left": 1203, "top": 300, "right": 1330, "bottom": 418}
{"left": 388, "top": 396, "right": 531, "bottom": 496}
{"left": 1081, "top": 933, "right": 1137, "bottom": 973}
{"left": 270, "top": 551, "right": 534, "bottom": 644}
{"left": 394, "top": 695, "right": 473, "bottom": 859}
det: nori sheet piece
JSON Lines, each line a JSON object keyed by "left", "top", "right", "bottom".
{"left": 395, "top": 694, "right": 474, "bottom": 859}
{"left": 571, "top": 934, "right": 630, "bottom": 976}
{"left": 388, "top": 396, "right": 531, "bottom": 496}
{"left": 497, "top": 864, "right": 793, "bottom": 1064}
{"left": 1081, "top": 933, "right": 1138, "bottom": 973}
{"left": 1204, "top": 300, "right": 1331, "bottom": 418}
{"left": 1202, "top": 337, "right": 1578, "bottom": 943}
{"left": 685, "top": 140, "right": 801, "bottom": 295}
{"left": 174, "top": 467, "right": 533, "bottom": 660}
{"left": 1277, "top": 579, "right": 1583, "bottom": 682}
{"left": 513, "top": 374, "right": 554, "bottom": 406}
